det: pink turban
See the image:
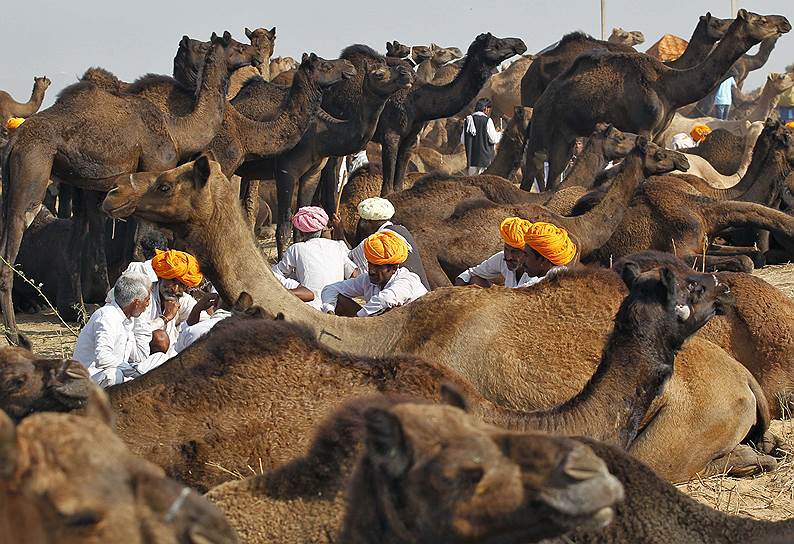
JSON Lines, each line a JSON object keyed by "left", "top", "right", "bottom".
{"left": 292, "top": 206, "right": 329, "bottom": 233}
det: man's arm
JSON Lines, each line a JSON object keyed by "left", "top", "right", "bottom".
{"left": 357, "top": 275, "right": 423, "bottom": 317}
{"left": 187, "top": 292, "right": 219, "bottom": 326}
{"left": 93, "top": 316, "right": 124, "bottom": 371}
{"left": 486, "top": 118, "right": 502, "bottom": 145}
{"left": 454, "top": 252, "right": 505, "bottom": 286}
{"left": 321, "top": 275, "right": 366, "bottom": 313}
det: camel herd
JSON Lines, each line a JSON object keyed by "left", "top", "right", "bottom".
{"left": 2, "top": 6, "right": 794, "bottom": 543}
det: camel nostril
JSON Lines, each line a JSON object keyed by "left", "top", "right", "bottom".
{"left": 562, "top": 445, "right": 608, "bottom": 481}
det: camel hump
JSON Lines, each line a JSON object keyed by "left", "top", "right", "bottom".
{"left": 80, "top": 67, "right": 125, "bottom": 94}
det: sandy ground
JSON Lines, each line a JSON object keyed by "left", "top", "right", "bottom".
{"left": 12, "top": 261, "right": 794, "bottom": 521}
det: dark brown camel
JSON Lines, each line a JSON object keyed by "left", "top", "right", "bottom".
{"left": 482, "top": 105, "right": 533, "bottom": 180}
{"left": 732, "top": 35, "right": 780, "bottom": 89}
{"left": 523, "top": 10, "right": 790, "bottom": 190}
{"left": 232, "top": 44, "right": 413, "bottom": 255}
{"left": 0, "top": 76, "right": 51, "bottom": 131}
{"left": 664, "top": 13, "right": 734, "bottom": 69}
{"left": 374, "top": 33, "right": 526, "bottom": 195}
{"left": 682, "top": 128, "right": 745, "bottom": 174}
{"left": 0, "top": 33, "right": 256, "bottom": 340}
{"left": 208, "top": 396, "right": 623, "bottom": 544}
{"left": 0, "top": 390, "right": 238, "bottom": 543}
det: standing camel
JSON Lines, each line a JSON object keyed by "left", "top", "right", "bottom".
{"left": 0, "top": 76, "right": 51, "bottom": 132}
{"left": 375, "top": 33, "right": 526, "bottom": 195}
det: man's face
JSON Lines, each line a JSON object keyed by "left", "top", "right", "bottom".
{"left": 129, "top": 292, "right": 151, "bottom": 318}
{"left": 368, "top": 263, "right": 398, "bottom": 288}
{"left": 503, "top": 244, "right": 524, "bottom": 271}
{"left": 158, "top": 278, "right": 185, "bottom": 300}
{"left": 522, "top": 246, "right": 554, "bottom": 275}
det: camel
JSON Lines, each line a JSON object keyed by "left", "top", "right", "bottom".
{"left": 374, "top": 33, "right": 527, "bottom": 195}
{"left": 0, "top": 76, "right": 50, "bottom": 131}
{"left": 0, "top": 336, "right": 91, "bottom": 421}
{"left": 233, "top": 44, "right": 413, "bottom": 254}
{"left": 732, "top": 35, "right": 781, "bottom": 89}
{"left": 470, "top": 55, "right": 535, "bottom": 122}
{"left": 103, "top": 154, "right": 775, "bottom": 484}
{"left": 658, "top": 112, "right": 754, "bottom": 147}
{"left": 406, "top": 144, "right": 467, "bottom": 175}
{"left": 227, "top": 26, "right": 276, "bottom": 98}
{"left": 482, "top": 105, "right": 533, "bottom": 180}
{"left": 663, "top": 13, "right": 734, "bottom": 70}
{"left": 608, "top": 27, "right": 645, "bottom": 46}
{"left": 523, "top": 10, "right": 790, "bottom": 190}
{"left": 683, "top": 127, "right": 750, "bottom": 175}
{"left": 208, "top": 396, "right": 623, "bottom": 543}
{"left": 0, "top": 33, "right": 261, "bottom": 340}
{"left": 0, "top": 389, "right": 238, "bottom": 543}
{"left": 269, "top": 55, "right": 297, "bottom": 79}
{"left": 732, "top": 71, "right": 794, "bottom": 120}
{"left": 99, "top": 255, "right": 732, "bottom": 489}
{"left": 415, "top": 44, "right": 463, "bottom": 82}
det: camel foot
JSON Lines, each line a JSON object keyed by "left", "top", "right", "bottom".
{"left": 702, "top": 445, "right": 777, "bottom": 478}
{"left": 754, "top": 431, "right": 785, "bottom": 457}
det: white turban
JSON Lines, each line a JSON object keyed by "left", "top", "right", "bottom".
{"left": 357, "top": 197, "right": 395, "bottom": 221}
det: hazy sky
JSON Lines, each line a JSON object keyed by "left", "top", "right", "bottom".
{"left": 1, "top": 1, "right": 792, "bottom": 108}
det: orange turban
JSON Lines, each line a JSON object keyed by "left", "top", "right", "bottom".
{"left": 150, "top": 249, "right": 204, "bottom": 288}
{"left": 6, "top": 117, "right": 24, "bottom": 130}
{"left": 499, "top": 217, "right": 531, "bottom": 249}
{"left": 524, "top": 222, "right": 577, "bottom": 266}
{"left": 786, "top": 121, "right": 794, "bottom": 129}
{"left": 690, "top": 124, "right": 711, "bottom": 143}
{"left": 363, "top": 231, "right": 409, "bottom": 265}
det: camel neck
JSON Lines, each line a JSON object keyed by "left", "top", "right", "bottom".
{"left": 168, "top": 45, "right": 227, "bottom": 157}
{"left": 740, "top": 36, "right": 777, "bottom": 71}
{"left": 323, "top": 81, "right": 392, "bottom": 155}
{"left": 749, "top": 80, "right": 788, "bottom": 119}
{"left": 660, "top": 22, "right": 759, "bottom": 107}
{"left": 411, "top": 55, "right": 492, "bottom": 122}
{"left": 10, "top": 83, "right": 47, "bottom": 117}
{"left": 558, "top": 138, "right": 608, "bottom": 189}
{"left": 665, "top": 20, "right": 718, "bottom": 69}
{"left": 557, "top": 150, "right": 644, "bottom": 256}
{"left": 483, "top": 125, "right": 523, "bottom": 178}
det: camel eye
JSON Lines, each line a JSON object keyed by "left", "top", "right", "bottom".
{"left": 6, "top": 375, "right": 26, "bottom": 392}
{"left": 157, "top": 184, "right": 171, "bottom": 193}
{"left": 459, "top": 467, "right": 484, "bottom": 488}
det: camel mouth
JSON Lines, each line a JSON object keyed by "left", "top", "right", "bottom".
{"left": 52, "top": 379, "right": 91, "bottom": 407}
{"left": 102, "top": 200, "right": 137, "bottom": 219}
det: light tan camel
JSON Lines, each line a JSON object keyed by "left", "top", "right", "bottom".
{"left": 608, "top": 27, "right": 646, "bottom": 46}
{"left": 269, "top": 56, "right": 297, "bottom": 79}
{"left": 227, "top": 26, "right": 276, "bottom": 98}
{"left": 103, "top": 155, "right": 774, "bottom": 483}
{"left": 732, "top": 71, "right": 794, "bottom": 120}
{"left": 0, "top": 76, "right": 50, "bottom": 130}
{"left": 470, "top": 54, "right": 535, "bottom": 121}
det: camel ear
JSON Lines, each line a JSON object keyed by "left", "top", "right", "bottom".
{"left": 223, "top": 31, "right": 232, "bottom": 42}
{"left": 245, "top": 27, "right": 253, "bottom": 39}
{"left": 309, "top": 52, "right": 318, "bottom": 62}
{"left": 737, "top": 8, "right": 748, "bottom": 20}
{"left": 635, "top": 135, "right": 649, "bottom": 153}
{"left": 181, "top": 35, "right": 190, "bottom": 45}
{"left": 364, "top": 408, "right": 413, "bottom": 478}
{"left": 232, "top": 292, "right": 254, "bottom": 312}
{"left": 270, "top": 27, "right": 276, "bottom": 36}
{"left": 192, "top": 156, "right": 212, "bottom": 189}
{"left": 440, "top": 383, "right": 469, "bottom": 411}
{"left": 301, "top": 52, "right": 309, "bottom": 63}
{"left": 0, "top": 410, "right": 16, "bottom": 479}
{"left": 595, "top": 122, "right": 610, "bottom": 133}
{"left": 659, "top": 268, "right": 677, "bottom": 303}
{"left": 83, "top": 386, "right": 115, "bottom": 428}
{"left": 210, "top": 32, "right": 218, "bottom": 42}
{"left": 621, "top": 261, "right": 641, "bottom": 288}
{"left": 16, "top": 333, "right": 32, "bottom": 352}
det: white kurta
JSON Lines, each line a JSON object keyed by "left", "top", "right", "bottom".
{"left": 272, "top": 238, "right": 357, "bottom": 310}
{"left": 515, "top": 266, "right": 568, "bottom": 288}
{"left": 73, "top": 301, "right": 146, "bottom": 387}
{"left": 456, "top": 252, "right": 530, "bottom": 288}
{"left": 321, "top": 267, "right": 428, "bottom": 317}
{"left": 174, "top": 309, "right": 232, "bottom": 353}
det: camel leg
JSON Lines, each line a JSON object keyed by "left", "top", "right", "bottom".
{"left": 242, "top": 179, "right": 260, "bottom": 232}
{"left": 58, "top": 184, "right": 73, "bottom": 219}
{"left": 380, "top": 134, "right": 400, "bottom": 196}
{"left": 316, "top": 157, "right": 339, "bottom": 216}
{"left": 707, "top": 244, "right": 765, "bottom": 268}
{"left": 700, "top": 445, "right": 777, "bottom": 479}
{"left": 545, "top": 138, "right": 572, "bottom": 191}
{"left": 680, "top": 254, "right": 755, "bottom": 273}
{"left": 274, "top": 158, "right": 300, "bottom": 258}
{"left": 393, "top": 130, "right": 421, "bottom": 193}
{"left": 81, "top": 192, "right": 110, "bottom": 304}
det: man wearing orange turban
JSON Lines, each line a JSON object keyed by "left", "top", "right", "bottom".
{"left": 689, "top": 124, "right": 712, "bottom": 143}
{"left": 455, "top": 217, "right": 534, "bottom": 288}
{"left": 516, "top": 222, "right": 577, "bottom": 287}
{"left": 321, "top": 231, "right": 428, "bottom": 317}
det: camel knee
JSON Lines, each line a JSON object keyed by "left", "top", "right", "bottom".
{"left": 149, "top": 330, "right": 170, "bottom": 354}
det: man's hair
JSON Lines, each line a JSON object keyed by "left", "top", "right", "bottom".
{"left": 114, "top": 274, "right": 151, "bottom": 308}
{"left": 303, "top": 230, "right": 323, "bottom": 240}
{"left": 474, "top": 97, "right": 492, "bottom": 112}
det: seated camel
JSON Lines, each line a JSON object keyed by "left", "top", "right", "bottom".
{"left": 0, "top": 388, "right": 237, "bottom": 543}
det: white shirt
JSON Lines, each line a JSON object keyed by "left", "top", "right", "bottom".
{"left": 73, "top": 300, "right": 144, "bottom": 383}
{"left": 174, "top": 309, "right": 232, "bottom": 353}
{"left": 670, "top": 133, "right": 697, "bottom": 151}
{"left": 349, "top": 223, "right": 412, "bottom": 274}
{"left": 321, "top": 267, "right": 428, "bottom": 317}
{"left": 272, "top": 238, "right": 358, "bottom": 310}
{"left": 456, "top": 252, "right": 530, "bottom": 288}
{"left": 461, "top": 111, "right": 503, "bottom": 145}
{"left": 515, "top": 266, "right": 568, "bottom": 288}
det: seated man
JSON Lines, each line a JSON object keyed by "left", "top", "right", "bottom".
{"left": 272, "top": 206, "right": 357, "bottom": 310}
{"left": 455, "top": 217, "right": 532, "bottom": 288}
{"left": 73, "top": 274, "right": 152, "bottom": 387}
{"left": 343, "top": 197, "right": 430, "bottom": 290}
{"left": 321, "top": 231, "right": 428, "bottom": 317}
{"left": 670, "top": 124, "right": 711, "bottom": 151}
{"left": 516, "top": 221, "right": 577, "bottom": 287}
{"left": 173, "top": 292, "right": 229, "bottom": 354}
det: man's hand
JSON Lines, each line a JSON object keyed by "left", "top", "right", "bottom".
{"left": 195, "top": 292, "right": 220, "bottom": 313}
{"left": 162, "top": 299, "right": 179, "bottom": 323}
{"left": 330, "top": 213, "right": 347, "bottom": 242}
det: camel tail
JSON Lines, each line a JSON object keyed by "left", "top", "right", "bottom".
{"left": 0, "top": 138, "right": 14, "bottom": 238}
{"left": 744, "top": 370, "right": 771, "bottom": 448}
{"left": 703, "top": 200, "right": 794, "bottom": 240}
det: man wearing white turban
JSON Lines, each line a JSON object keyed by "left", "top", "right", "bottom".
{"left": 339, "top": 197, "right": 430, "bottom": 290}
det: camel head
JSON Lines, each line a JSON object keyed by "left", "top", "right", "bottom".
{"left": 364, "top": 60, "right": 414, "bottom": 98}
{"left": 245, "top": 26, "right": 276, "bottom": 58}
{"left": 0, "top": 338, "right": 92, "bottom": 421}
{"left": 619, "top": 263, "right": 732, "bottom": 348}
{"left": 469, "top": 33, "right": 527, "bottom": 67}
{"left": 700, "top": 12, "right": 734, "bottom": 40}
{"left": 299, "top": 52, "right": 356, "bottom": 89}
{"left": 643, "top": 142, "right": 690, "bottom": 174}
{"left": 358, "top": 400, "right": 623, "bottom": 541}
{"left": 33, "top": 76, "right": 51, "bottom": 92}
{"left": 0, "top": 400, "right": 238, "bottom": 543}
{"left": 269, "top": 56, "right": 298, "bottom": 75}
{"left": 411, "top": 45, "right": 434, "bottom": 64}
{"left": 731, "top": 10, "right": 791, "bottom": 44}
{"left": 385, "top": 41, "right": 411, "bottom": 59}
{"left": 769, "top": 72, "right": 794, "bottom": 93}
{"left": 430, "top": 43, "right": 464, "bottom": 65}
{"left": 508, "top": 106, "right": 533, "bottom": 139}
{"left": 608, "top": 28, "right": 645, "bottom": 46}
{"left": 210, "top": 30, "right": 264, "bottom": 70}
{"left": 592, "top": 123, "right": 637, "bottom": 162}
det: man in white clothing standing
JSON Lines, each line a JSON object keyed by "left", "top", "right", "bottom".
{"left": 272, "top": 206, "right": 358, "bottom": 310}
{"left": 462, "top": 97, "right": 502, "bottom": 175}
{"left": 321, "top": 231, "right": 427, "bottom": 317}
{"left": 73, "top": 274, "right": 151, "bottom": 387}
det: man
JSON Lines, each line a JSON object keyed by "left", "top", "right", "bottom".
{"left": 455, "top": 217, "right": 532, "bottom": 288}
{"left": 670, "top": 124, "right": 711, "bottom": 151}
{"left": 462, "top": 97, "right": 502, "bottom": 175}
{"left": 713, "top": 72, "right": 737, "bottom": 120}
{"left": 516, "top": 221, "right": 577, "bottom": 287}
{"left": 272, "top": 206, "right": 357, "bottom": 310}
{"left": 173, "top": 292, "right": 228, "bottom": 353}
{"left": 345, "top": 197, "right": 430, "bottom": 290}
{"left": 321, "top": 231, "right": 427, "bottom": 317}
{"left": 73, "top": 274, "right": 151, "bottom": 387}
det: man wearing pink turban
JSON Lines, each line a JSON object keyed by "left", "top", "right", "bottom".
{"left": 272, "top": 206, "right": 359, "bottom": 309}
